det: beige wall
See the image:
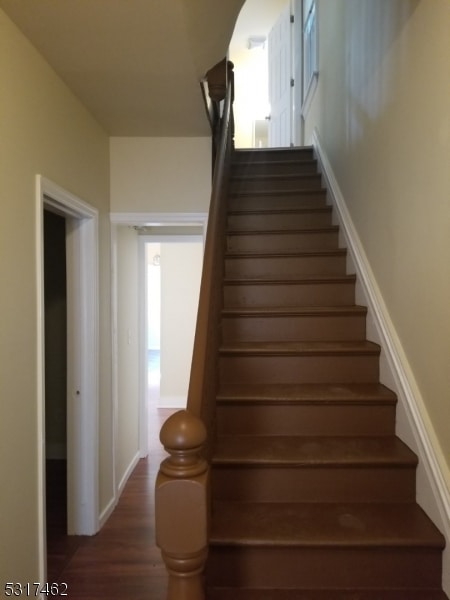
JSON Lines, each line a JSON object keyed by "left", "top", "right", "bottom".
{"left": 304, "top": 1, "right": 450, "bottom": 482}
{"left": 0, "top": 9, "right": 111, "bottom": 581}
{"left": 116, "top": 227, "right": 140, "bottom": 484}
{"left": 110, "top": 137, "right": 211, "bottom": 213}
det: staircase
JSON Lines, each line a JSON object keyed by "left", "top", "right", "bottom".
{"left": 205, "top": 147, "right": 447, "bottom": 599}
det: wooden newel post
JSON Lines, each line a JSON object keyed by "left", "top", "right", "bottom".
{"left": 155, "top": 410, "right": 209, "bottom": 600}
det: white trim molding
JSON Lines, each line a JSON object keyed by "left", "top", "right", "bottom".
{"left": 312, "top": 128, "right": 450, "bottom": 594}
{"left": 110, "top": 211, "right": 208, "bottom": 227}
{"left": 36, "top": 176, "right": 100, "bottom": 580}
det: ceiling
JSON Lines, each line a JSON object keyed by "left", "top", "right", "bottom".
{"left": 0, "top": 0, "right": 246, "bottom": 136}
{"left": 229, "top": 0, "right": 288, "bottom": 59}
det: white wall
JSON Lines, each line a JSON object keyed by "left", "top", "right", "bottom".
{"left": 0, "top": 8, "right": 111, "bottom": 582}
{"left": 159, "top": 241, "right": 203, "bottom": 407}
{"left": 116, "top": 227, "right": 140, "bottom": 486}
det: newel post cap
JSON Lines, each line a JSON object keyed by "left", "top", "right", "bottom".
{"left": 159, "top": 410, "right": 207, "bottom": 478}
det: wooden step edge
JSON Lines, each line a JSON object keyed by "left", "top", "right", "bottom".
{"left": 219, "top": 341, "right": 380, "bottom": 357}
{"left": 230, "top": 173, "right": 321, "bottom": 182}
{"left": 216, "top": 383, "right": 397, "bottom": 405}
{"left": 205, "top": 587, "right": 449, "bottom": 599}
{"left": 209, "top": 537, "right": 446, "bottom": 550}
{"left": 221, "top": 306, "right": 367, "bottom": 318}
{"left": 225, "top": 249, "right": 347, "bottom": 260}
{"left": 229, "top": 185, "right": 326, "bottom": 196}
{"left": 223, "top": 275, "right": 357, "bottom": 286}
{"left": 212, "top": 436, "right": 417, "bottom": 465}
{"left": 227, "top": 226, "right": 339, "bottom": 236}
{"left": 231, "top": 157, "right": 317, "bottom": 167}
{"left": 216, "top": 397, "right": 397, "bottom": 408}
{"left": 233, "top": 146, "right": 314, "bottom": 154}
{"left": 209, "top": 502, "right": 446, "bottom": 550}
{"left": 228, "top": 206, "right": 331, "bottom": 216}
{"left": 229, "top": 188, "right": 326, "bottom": 198}
{"left": 211, "top": 457, "right": 417, "bottom": 469}
{"left": 216, "top": 396, "right": 397, "bottom": 407}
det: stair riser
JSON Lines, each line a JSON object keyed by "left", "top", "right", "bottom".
{"left": 229, "top": 192, "right": 327, "bottom": 211}
{"left": 227, "top": 231, "right": 339, "bottom": 253}
{"left": 216, "top": 404, "right": 396, "bottom": 437}
{"left": 206, "top": 547, "right": 442, "bottom": 589}
{"left": 223, "top": 281, "right": 356, "bottom": 308}
{"left": 212, "top": 467, "right": 416, "bottom": 503}
{"left": 206, "top": 589, "right": 448, "bottom": 600}
{"left": 233, "top": 149, "right": 315, "bottom": 163}
{"left": 228, "top": 211, "right": 332, "bottom": 230}
{"left": 232, "top": 161, "right": 319, "bottom": 177}
{"left": 221, "top": 314, "right": 366, "bottom": 343}
{"left": 219, "top": 355, "right": 379, "bottom": 385}
{"left": 225, "top": 255, "right": 347, "bottom": 279}
{"left": 230, "top": 175, "right": 323, "bottom": 193}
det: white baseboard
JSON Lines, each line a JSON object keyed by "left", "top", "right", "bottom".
{"left": 118, "top": 451, "right": 141, "bottom": 495}
{"left": 98, "top": 451, "right": 141, "bottom": 528}
{"left": 98, "top": 495, "right": 117, "bottom": 529}
{"left": 312, "top": 127, "right": 450, "bottom": 595}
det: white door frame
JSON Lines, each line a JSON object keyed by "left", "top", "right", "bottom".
{"left": 268, "top": 2, "right": 293, "bottom": 147}
{"left": 36, "top": 176, "right": 99, "bottom": 577}
{"left": 110, "top": 212, "right": 207, "bottom": 468}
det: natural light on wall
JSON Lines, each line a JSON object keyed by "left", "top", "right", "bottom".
{"left": 229, "top": 0, "right": 290, "bottom": 148}
{"left": 230, "top": 39, "right": 270, "bottom": 148}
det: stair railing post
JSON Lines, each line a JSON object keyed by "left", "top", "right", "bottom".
{"left": 155, "top": 410, "right": 209, "bottom": 600}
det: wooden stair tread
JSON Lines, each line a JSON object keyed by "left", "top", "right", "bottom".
{"left": 225, "top": 249, "right": 346, "bottom": 259}
{"left": 222, "top": 305, "right": 367, "bottom": 317}
{"left": 232, "top": 157, "right": 317, "bottom": 167}
{"left": 229, "top": 188, "right": 326, "bottom": 199}
{"left": 220, "top": 340, "right": 380, "bottom": 356}
{"left": 227, "top": 226, "right": 339, "bottom": 235}
{"left": 207, "top": 588, "right": 449, "bottom": 600}
{"left": 224, "top": 274, "right": 356, "bottom": 285}
{"left": 231, "top": 173, "right": 321, "bottom": 182}
{"left": 210, "top": 502, "right": 445, "bottom": 549}
{"left": 233, "top": 146, "right": 314, "bottom": 155}
{"left": 212, "top": 435, "right": 417, "bottom": 467}
{"left": 217, "top": 383, "right": 397, "bottom": 405}
{"left": 229, "top": 206, "right": 331, "bottom": 216}
{"left": 207, "top": 146, "right": 447, "bottom": 595}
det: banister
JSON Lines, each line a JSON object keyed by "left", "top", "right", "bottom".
{"left": 155, "top": 59, "right": 234, "bottom": 600}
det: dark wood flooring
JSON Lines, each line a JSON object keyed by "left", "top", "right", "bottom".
{"left": 46, "top": 407, "right": 175, "bottom": 599}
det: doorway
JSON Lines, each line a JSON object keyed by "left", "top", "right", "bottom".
{"left": 111, "top": 216, "right": 206, "bottom": 497}
{"left": 229, "top": 0, "right": 304, "bottom": 148}
{"left": 43, "top": 210, "right": 69, "bottom": 577}
{"left": 142, "top": 238, "right": 203, "bottom": 412}
{"left": 37, "top": 176, "right": 99, "bottom": 579}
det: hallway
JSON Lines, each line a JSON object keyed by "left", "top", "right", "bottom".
{"left": 47, "top": 406, "right": 174, "bottom": 599}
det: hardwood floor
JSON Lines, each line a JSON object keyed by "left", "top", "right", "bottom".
{"left": 46, "top": 407, "right": 175, "bottom": 600}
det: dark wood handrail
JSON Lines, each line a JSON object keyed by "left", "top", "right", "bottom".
{"left": 187, "top": 59, "right": 234, "bottom": 436}
{"left": 201, "top": 58, "right": 234, "bottom": 170}
{"left": 155, "top": 60, "right": 234, "bottom": 600}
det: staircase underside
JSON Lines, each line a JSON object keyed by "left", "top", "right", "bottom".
{"left": 205, "top": 147, "right": 447, "bottom": 599}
